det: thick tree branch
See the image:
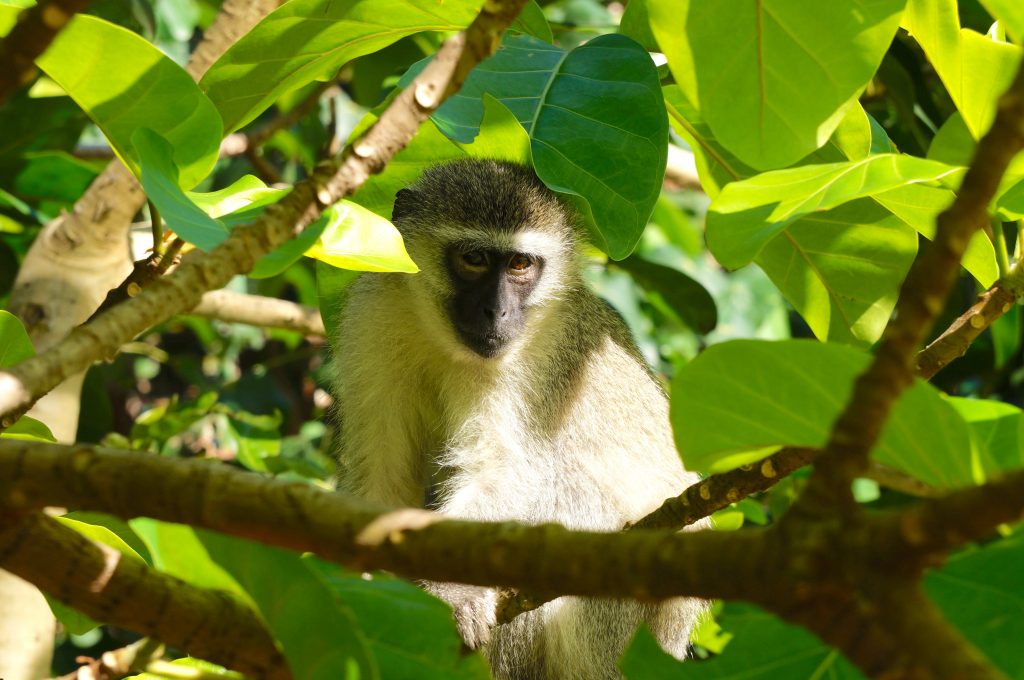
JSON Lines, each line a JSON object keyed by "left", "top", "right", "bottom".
{"left": 0, "top": 0, "right": 530, "bottom": 425}
{"left": 0, "top": 439, "right": 758, "bottom": 603}
{"left": 0, "top": 511, "right": 288, "bottom": 679}
{"left": 870, "top": 467, "right": 1024, "bottom": 570}
{"left": 190, "top": 290, "right": 326, "bottom": 336}
{"left": 0, "top": 0, "right": 91, "bottom": 104}
{"left": 802, "top": 60, "right": 1024, "bottom": 507}
{"left": 0, "top": 436, "right": 1019, "bottom": 680}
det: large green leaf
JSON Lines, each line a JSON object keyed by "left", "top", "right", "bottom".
{"left": 651, "top": 0, "right": 906, "bottom": 170}
{"left": 200, "top": 0, "right": 482, "bottom": 133}
{"left": 621, "top": 606, "right": 863, "bottom": 679}
{"left": 903, "top": 0, "right": 1023, "bottom": 139}
{"left": 754, "top": 198, "right": 917, "bottom": 345}
{"left": 670, "top": 340, "right": 971, "bottom": 488}
{"left": 307, "top": 559, "right": 491, "bottom": 679}
{"left": 305, "top": 201, "right": 419, "bottom": 273}
{"left": 705, "top": 154, "right": 961, "bottom": 269}
{"left": 201, "top": 532, "right": 378, "bottom": 680}
{"left": 402, "top": 33, "right": 668, "bottom": 259}
{"left": 36, "top": 15, "right": 221, "bottom": 189}
{"left": 927, "top": 532, "right": 1024, "bottom": 679}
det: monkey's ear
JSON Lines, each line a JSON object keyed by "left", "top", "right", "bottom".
{"left": 392, "top": 188, "right": 418, "bottom": 222}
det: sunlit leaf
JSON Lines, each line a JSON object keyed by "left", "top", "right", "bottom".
{"left": 903, "top": 0, "right": 1023, "bottom": 139}
{"left": 754, "top": 198, "right": 917, "bottom": 345}
{"left": 305, "top": 200, "right": 419, "bottom": 273}
{"left": 670, "top": 339, "right": 972, "bottom": 488}
{"left": 201, "top": 0, "right": 482, "bottom": 132}
{"left": 705, "top": 154, "right": 961, "bottom": 269}
{"left": 651, "top": 0, "right": 906, "bottom": 169}
{"left": 37, "top": 15, "right": 221, "bottom": 188}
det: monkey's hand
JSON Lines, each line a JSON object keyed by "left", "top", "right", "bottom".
{"left": 426, "top": 583, "right": 497, "bottom": 649}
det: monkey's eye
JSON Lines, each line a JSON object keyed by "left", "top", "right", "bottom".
{"left": 461, "top": 250, "right": 488, "bottom": 268}
{"left": 508, "top": 254, "right": 534, "bottom": 274}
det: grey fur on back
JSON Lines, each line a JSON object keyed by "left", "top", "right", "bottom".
{"left": 330, "top": 159, "right": 705, "bottom": 679}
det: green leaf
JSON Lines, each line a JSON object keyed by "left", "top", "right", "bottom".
{"left": 0, "top": 415, "right": 55, "bottom": 442}
{"left": 0, "top": 1, "right": 33, "bottom": 37}
{"left": 307, "top": 559, "right": 491, "bottom": 679}
{"left": 305, "top": 200, "right": 419, "bottom": 273}
{"left": 753, "top": 198, "right": 917, "bottom": 346}
{"left": 130, "top": 519, "right": 250, "bottom": 599}
{"left": 0, "top": 310, "right": 34, "bottom": 367}
{"left": 619, "top": 0, "right": 658, "bottom": 51}
{"left": 613, "top": 255, "right": 717, "bottom": 334}
{"left": 249, "top": 214, "right": 327, "bottom": 279}
{"left": 927, "top": 532, "right": 1024, "bottom": 679}
{"left": 980, "top": 0, "right": 1024, "bottom": 42}
{"left": 621, "top": 606, "right": 863, "bottom": 679}
{"left": 200, "top": 0, "right": 481, "bottom": 133}
{"left": 201, "top": 532, "right": 378, "bottom": 680}
{"left": 872, "top": 182, "right": 998, "bottom": 287}
{"left": 705, "top": 154, "right": 961, "bottom": 269}
{"left": 651, "top": 0, "right": 906, "bottom": 170}
{"left": 405, "top": 33, "right": 668, "bottom": 259}
{"left": 36, "top": 15, "right": 221, "bottom": 188}
{"left": 511, "top": 0, "right": 553, "bottom": 43}
{"left": 133, "top": 128, "right": 226, "bottom": 250}
{"left": 187, "top": 174, "right": 283, "bottom": 218}
{"left": 949, "top": 398, "right": 1024, "bottom": 480}
{"left": 903, "top": 0, "right": 1023, "bottom": 139}
{"left": 460, "top": 95, "right": 531, "bottom": 164}
{"left": 670, "top": 339, "right": 972, "bottom": 488}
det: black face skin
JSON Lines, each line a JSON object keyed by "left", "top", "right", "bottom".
{"left": 445, "top": 245, "right": 543, "bottom": 358}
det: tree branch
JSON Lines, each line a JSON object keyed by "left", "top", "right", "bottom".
{"left": 0, "top": 439, "right": 757, "bottom": 603}
{"left": 870, "top": 467, "right": 1024, "bottom": 570}
{"left": 0, "top": 511, "right": 288, "bottom": 679}
{"left": 0, "top": 0, "right": 92, "bottom": 105}
{"left": 190, "top": 290, "right": 326, "bottom": 336}
{"left": 0, "top": 0, "right": 531, "bottom": 425}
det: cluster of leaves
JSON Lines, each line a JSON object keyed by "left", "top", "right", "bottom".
{"left": 3, "top": 0, "right": 1024, "bottom": 677}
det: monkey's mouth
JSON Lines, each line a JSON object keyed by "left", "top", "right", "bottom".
{"left": 457, "top": 330, "right": 509, "bottom": 358}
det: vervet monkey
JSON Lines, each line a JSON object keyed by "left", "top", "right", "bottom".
{"left": 331, "top": 159, "right": 704, "bottom": 679}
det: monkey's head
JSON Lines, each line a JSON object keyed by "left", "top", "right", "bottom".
{"left": 392, "top": 159, "right": 579, "bottom": 360}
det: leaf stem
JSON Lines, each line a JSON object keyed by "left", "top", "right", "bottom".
{"left": 149, "top": 200, "right": 164, "bottom": 256}
{"left": 992, "top": 219, "right": 1011, "bottom": 278}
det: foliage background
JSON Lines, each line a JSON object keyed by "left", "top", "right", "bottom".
{"left": 1, "top": 0, "right": 1024, "bottom": 678}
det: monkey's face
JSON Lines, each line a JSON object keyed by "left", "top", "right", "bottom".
{"left": 444, "top": 244, "right": 544, "bottom": 358}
